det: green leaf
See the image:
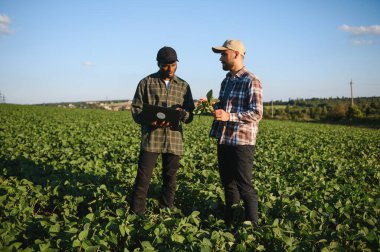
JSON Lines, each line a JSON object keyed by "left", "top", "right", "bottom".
{"left": 366, "top": 231, "right": 376, "bottom": 241}
{"left": 206, "top": 89, "right": 213, "bottom": 103}
{"left": 299, "top": 204, "right": 309, "bottom": 212}
{"left": 79, "top": 229, "right": 89, "bottom": 241}
{"left": 243, "top": 221, "right": 252, "bottom": 227}
{"left": 235, "top": 244, "right": 246, "bottom": 252}
{"left": 256, "top": 245, "right": 266, "bottom": 251}
{"left": 116, "top": 208, "right": 124, "bottom": 217}
{"left": 141, "top": 241, "right": 155, "bottom": 251}
{"left": 85, "top": 246, "right": 99, "bottom": 252}
{"left": 223, "top": 232, "right": 235, "bottom": 242}
{"left": 272, "top": 218, "right": 279, "bottom": 227}
{"left": 119, "top": 224, "right": 125, "bottom": 237}
{"left": 191, "top": 211, "right": 200, "bottom": 217}
{"left": 53, "top": 185, "right": 60, "bottom": 196}
{"left": 72, "top": 239, "right": 81, "bottom": 248}
{"left": 316, "top": 239, "right": 328, "bottom": 244}
{"left": 49, "top": 223, "right": 60, "bottom": 233}
{"left": 273, "top": 227, "right": 283, "bottom": 238}
{"left": 10, "top": 242, "right": 23, "bottom": 249}
{"left": 39, "top": 242, "right": 51, "bottom": 251}
{"left": 85, "top": 213, "right": 95, "bottom": 222}
{"left": 172, "top": 234, "right": 185, "bottom": 243}
{"left": 67, "top": 227, "right": 78, "bottom": 234}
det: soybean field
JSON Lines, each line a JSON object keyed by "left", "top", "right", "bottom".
{"left": 0, "top": 104, "right": 379, "bottom": 251}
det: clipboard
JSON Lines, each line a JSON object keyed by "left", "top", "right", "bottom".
{"left": 141, "top": 103, "right": 181, "bottom": 126}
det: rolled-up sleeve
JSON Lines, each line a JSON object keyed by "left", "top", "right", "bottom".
{"left": 229, "top": 77, "right": 263, "bottom": 123}
{"left": 131, "top": 80, "right": 145, "bottom": 125}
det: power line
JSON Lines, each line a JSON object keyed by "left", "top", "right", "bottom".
{"left": 346, "top": 81, "right": 380, "bottom": 86}
{"left": 356, "top": 83, "right": 380, "bottom": 86}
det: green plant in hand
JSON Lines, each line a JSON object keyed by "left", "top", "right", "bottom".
{"left": 194, "top": 89, "right": 219, "bottom": 116}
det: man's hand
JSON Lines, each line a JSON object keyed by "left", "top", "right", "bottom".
{"left": 176, "top": 108, "right": 187, "bottom": 120}
{"left": 152, "top": 121, "right": 170, "bottom": 128}
{"left": 214, "top": 109, "right": 230, "bottom": 121}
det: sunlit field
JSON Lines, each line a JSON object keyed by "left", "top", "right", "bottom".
{"left": 1, "top": 104, "right": 379, "bottom": 251}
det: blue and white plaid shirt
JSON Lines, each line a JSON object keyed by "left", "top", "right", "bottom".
{"left": 210, "top": 67, "right": 263, "bottom": 145}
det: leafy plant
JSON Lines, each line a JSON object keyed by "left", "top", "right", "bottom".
{"left": 0, "top": 104, "right": 379, "bottom": 251}
{"left": 193, "top": 90, "right": 219, "bottom": 116}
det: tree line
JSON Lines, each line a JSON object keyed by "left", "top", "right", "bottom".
{"left": 263, "top": 97, "right": 380, "bottom": 125}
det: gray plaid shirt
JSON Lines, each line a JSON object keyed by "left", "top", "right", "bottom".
{"left": 131, "top": 71, "right": 195, "bottom": 156}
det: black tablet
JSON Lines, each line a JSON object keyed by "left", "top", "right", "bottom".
{"left": 141, "top": 103, "right": 181, "bottom": 126}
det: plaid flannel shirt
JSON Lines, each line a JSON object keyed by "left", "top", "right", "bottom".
{"left": 131, "top": 72, "right": 194, "bottom": 156}
{"left": 210, "top": 67, "right": 263, "bottom": 145}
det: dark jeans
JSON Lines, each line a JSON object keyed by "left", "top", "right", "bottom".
{"left": 131, "top": 150, "right": 180, "bottom": 214}
{"left": 217, "top": 144, "right": 258, "bottom": 224}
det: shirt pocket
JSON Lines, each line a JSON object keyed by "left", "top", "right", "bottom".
{"left": 168, "top": 88, "right": 184, "bottom": 107}
{"left": 147, "top": 84, "right": 165, "bottom": 105}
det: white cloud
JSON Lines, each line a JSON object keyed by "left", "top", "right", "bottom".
{"left": 339, "top": 24, "right": 380, "bottom": 35}
{"left": 83, "top": 61, "right": 94, "bottom": 67}
{"left": 352, "top": 39, "right": 374, "bottom": 45}
{"left": 0, "top": 14, "right": 14, "bottom": 35}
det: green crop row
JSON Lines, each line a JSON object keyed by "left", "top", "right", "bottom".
{"left": 0, "top": 104, "right": 379, "bottom": 251}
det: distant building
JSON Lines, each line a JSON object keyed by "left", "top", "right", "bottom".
{"left": 102, "top": 101, "right": 132, "bottom": 111}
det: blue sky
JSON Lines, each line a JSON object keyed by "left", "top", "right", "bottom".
{"left": 1, "top": 0, "right": 380, "bottom": 104}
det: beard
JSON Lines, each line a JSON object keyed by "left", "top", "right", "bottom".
{"left": 222, "top": 61, "right": 233, "bottom": 71}
{"left": 159, "top": 69, "right": 175, "bottom": 80}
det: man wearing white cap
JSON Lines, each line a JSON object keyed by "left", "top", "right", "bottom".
{"left": 210, "top": 39, "right": 263, "bottom": 225}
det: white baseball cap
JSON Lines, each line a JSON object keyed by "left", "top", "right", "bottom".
{"left": 212, "top": 39, "right": 246, "bottom": 56}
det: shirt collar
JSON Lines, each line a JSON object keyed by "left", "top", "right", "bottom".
{"left": 226, "top": 66, "right": 247, "bottom": 78}
{"left": 155, "top": 71, "right": 178, "bottom": 83}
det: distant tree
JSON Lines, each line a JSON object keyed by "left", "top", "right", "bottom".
{"left": 309, "top": 107, "right": 315, "bottom": 118}
{"left": 285, "top": 105, "right": 290, "bottom": 114}
{"left": 346, "top": 105, "right": 363, "bottom": 121}
{"left": 274, "top": 108, "right": 287, "bottom": 118}
{"left": 263, "top": 107, "right": 272, "bottom": 118}
{"left": 264, "top": 96, "right": 379, "bottom": 122}
{"left": 327, "top": 103, "right": 347, "bottom": 121}
{"left": 310, "top": 107, "right": 319, "bottom": 120}
{"left": 295, "top": 99, "right": 306, "bottom": 107}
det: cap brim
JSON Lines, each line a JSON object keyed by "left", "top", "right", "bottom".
{"left": 158, "top": 59, "right": 179, "bottom": 64}
{"left": 212, "top": 46, "right": 228, "bottom": 53}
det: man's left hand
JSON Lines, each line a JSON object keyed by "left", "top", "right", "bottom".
{"left": 176, "top": 108, "right": 187, "bottom": 120}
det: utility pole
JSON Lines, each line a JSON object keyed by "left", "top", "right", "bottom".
{"left": 271, "top": 100, "right": 274, "bottom": 118}
{"left": 350, "top": 79, "right": 354, "bottom": 106}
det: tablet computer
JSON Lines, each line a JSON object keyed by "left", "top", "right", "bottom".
{"left": 141, "top": 103, "right": 181, "bottom": 126}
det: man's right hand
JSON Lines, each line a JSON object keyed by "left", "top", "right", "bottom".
{"left": 214, "top": 109, "right": 230, "bottom": 121}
